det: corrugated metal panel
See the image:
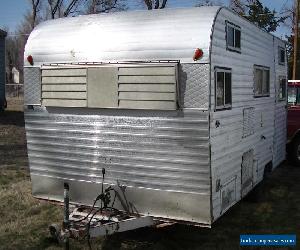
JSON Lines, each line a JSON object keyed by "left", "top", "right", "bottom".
{"left": 209, "top": 8, "right": 285, "bottom": 221}
{"left": 41, "top": 68, "right": 87, "bottom": 107}
{"left": 25, "top": 108, "right": 210, "bottom": 194}
{"left": 25, "top": 106, "right": 212, "bottom": 224}
{"left": 24, "top": 7, "right": 220, "bottom": 66}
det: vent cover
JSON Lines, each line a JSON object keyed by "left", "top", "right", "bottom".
{"left": 242, "top": 107, "right": 255, "bottom": 138}
{"left": 41, "top": 64, "right": 178, "bottom": 110}
{"left": 41, "top": 68, "right": 87, "bottom": 107}
{"left": 117, "top": 66, "right": 177, "bottom": 110}
{"left": 241, "top": 149, "right": 254, "bottom": 197}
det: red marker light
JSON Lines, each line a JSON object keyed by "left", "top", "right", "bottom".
{"left": 27, "top": 55, "right": 34, "bottom": 65}
{"left": 193, "top": 48, "right": 203, "bottom": 61}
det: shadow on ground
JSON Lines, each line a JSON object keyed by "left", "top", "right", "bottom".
{"left": 0, "top": 111, "right": 27, "bottom": 167}
{"left": 0, "top": 111, "right": 25, "bottom": 126}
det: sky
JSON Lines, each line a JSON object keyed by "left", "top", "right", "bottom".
{"left": 0, "top": 0, "right": 293, "bottom": 38}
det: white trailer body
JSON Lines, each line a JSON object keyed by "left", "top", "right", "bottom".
{"left": 24, "top": 6, "right": 287, "bottom": 227}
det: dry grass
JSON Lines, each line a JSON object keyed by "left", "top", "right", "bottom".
{"left": 0, "top": 110, "right": 299, "bottom": 250}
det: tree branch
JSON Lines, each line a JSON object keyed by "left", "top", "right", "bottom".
{"left": 160, "top": 0, "right": 167, "bottom": 9}
{"left": 64, "top": 0, "right": 79, "bottom": 17}
{"left": 52, "top": 0, "right": 63, "bottom": 18}
{"left": 31, "top": 0, "right": 41, "bottom": 29}
{"left": 144, "top": 0, "right": 153, "bottom": 10}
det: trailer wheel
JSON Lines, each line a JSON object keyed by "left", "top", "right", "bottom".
{"left": 291, "top": 137, "right": 300, "bottom": 166}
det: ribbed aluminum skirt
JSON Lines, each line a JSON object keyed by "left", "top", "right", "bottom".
{"left": 25, "top": 108, "right": 210, "bottom": 195}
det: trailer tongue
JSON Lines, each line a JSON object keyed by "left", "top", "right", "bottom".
{"left": 50, "top": 179, "right": 156, "bottom": 248}
{"left": 50, "top": 206, "right": 155, "bottom": 244}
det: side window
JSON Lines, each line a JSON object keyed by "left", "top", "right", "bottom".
{"left": 215, "top": 67, "right": 232, "bottom": 110}
{"left": 254, "top": 65, "right": 270, "bottom": 97}
{"left": 278, "top": 77, "right": 286, "bottom": 101}
{"left": 226, "top": 21, "right": 241, "bottom": 53}
{"left": 278, "top": 47, "right": 286, "bottom": 65}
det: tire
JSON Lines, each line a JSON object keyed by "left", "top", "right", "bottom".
{"left": 291, "top": 137, "right": 300, "bottom": 166}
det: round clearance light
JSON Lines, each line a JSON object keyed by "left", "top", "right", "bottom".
{"left": 193, "top": 48, "right": 203, "bottom": 61}
{"left": 27, "top": 55, "right": 34, "bottom": 65}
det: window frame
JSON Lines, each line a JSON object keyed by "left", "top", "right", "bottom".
{"left": 226, "top": 21, "right": 241, "bottom": 53}
{"left": 215, "top": 67, "right": 232, "bottom": 111}
{"left": 278, "top": 46, "right": 286, "bottom": 65}
{"left": 253, "top": 65, "right": 270, "bottom": 98}
{"left": 278, "top": 76, "right": 287, "bottom": 101}
{"left": 288, "top": 85, "right": 300, "bottom": 106}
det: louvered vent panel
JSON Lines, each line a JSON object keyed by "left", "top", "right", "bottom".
{"left": 118, "top": 66, "right": 177, "bottom": 110}
{"left": 41, "top": 68, "right": 87, "bottom": 107}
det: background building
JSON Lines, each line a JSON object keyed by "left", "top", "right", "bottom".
{"left": 0, "top": 29, "right": 7, "bottom": 110}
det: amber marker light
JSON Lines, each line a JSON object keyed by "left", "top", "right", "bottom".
{"left": 27, "top": 55, "right": 34, "bottom": 65}
{"left": 193, "top": 48, "right": 203, "bottom": 61}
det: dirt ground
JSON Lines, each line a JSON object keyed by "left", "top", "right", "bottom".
{"left": 0, "top": 110, "right": 299, "bottom": 250}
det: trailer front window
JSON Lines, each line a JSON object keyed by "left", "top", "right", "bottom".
{"left": 215, "top": 68, "right": 232, "bottom": 110}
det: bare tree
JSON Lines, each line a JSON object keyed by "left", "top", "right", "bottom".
{"left": 63, "top": 0, "right": 82, "bottom": 16}
{"left": 144, "top": 0, "right": 167, "bottom": 10}
{"left": 229, "top": 0, "right": 246, "bottom": 14}
{"left": 86, "top": 0, "right": 126, "bottom": 14}
{"left": 47, "top": 0, "right": 64, "bottom": 19}
{"left": 195, "top": 0, "right": 223, "bottom": 7}
{"left": 30, "top": 0, "right": 41, "bottom": 29}
{"left": 46, "top": 0, "right": 86, "bottom": 19}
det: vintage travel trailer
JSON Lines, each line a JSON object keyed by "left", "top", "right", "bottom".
{"left": 24, "top": 6, "right": 287, "bottom": 227}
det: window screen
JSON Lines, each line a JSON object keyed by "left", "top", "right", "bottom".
{"left": 254, "top": 66, "right": 270, "bottom": 97}
{"left": 226, "top": 21, "right": 241, "bottom": 53}
{"left": 227, "top": 26, "right": 234, "bottom": 48}
{"left": 278, "top": 77, "right": 286, "bottom": 101}
{"left": 278, "top": 47, "right": 286, "bottom": 65}
{"left": 215, "top": 67, "right": 232, "bottom": 110}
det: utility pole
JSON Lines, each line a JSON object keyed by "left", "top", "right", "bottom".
{"left": 293, "top": 0, "right": 299, "bottom": 80}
